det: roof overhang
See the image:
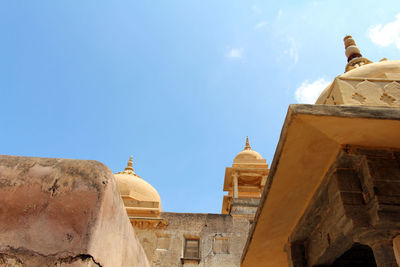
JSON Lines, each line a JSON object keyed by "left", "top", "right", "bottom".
{"left": 241, "top": 104, "right": 400, "bottom": 267}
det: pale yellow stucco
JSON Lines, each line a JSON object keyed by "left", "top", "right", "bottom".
{"left": 114, "top": 157, "right": 162, "bottom": 221}
{"left": 241, "top": 104, "right": 400, "bottom": 267}
{"left": 115, "top": 172, "right": 161, "bottom": 204}
{"left": 222, "top": 137, "right": 269, "bottom": 215}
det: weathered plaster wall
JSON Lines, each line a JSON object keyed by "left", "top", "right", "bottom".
{"left": 0, "top": 155, "right": 149, "bottom": 267}
{"left": 134, "top": 212, "right": 251, "bottom": 267}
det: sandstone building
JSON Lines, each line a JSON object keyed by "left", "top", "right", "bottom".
{"left": 114, "top": 137, "right": 268, "bottom": 267}
{"left": 1, "top": 35, "right": 400, "bottom": 267}
{"left": 242, "top": 36, "right": 400, "bottom": 267}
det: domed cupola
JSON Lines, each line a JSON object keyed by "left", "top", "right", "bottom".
{"left": 114, "top": 156, "right": 166, "bottom": 229}
{"left": 316, "top": 35, "right": 400, "bottom": 107}
{"left": 221, "top": 137, "right": 269, "bottom": 216}
{"left": 233, "top": 137, "right": 265, "bottom": 165}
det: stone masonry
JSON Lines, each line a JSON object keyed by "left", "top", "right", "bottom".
{"left": 134, "top": 212, "right": 251, "bottom": 267}
{"left": 287, "top": 146, "right": 400, "bottom": 267}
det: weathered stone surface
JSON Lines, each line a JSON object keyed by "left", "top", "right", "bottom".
{"left": 242, "top": 104, "right": 400, "bottom": 267}
{"left": 286, "top": 146, "right": 400, "bottom": 266}
{"left": 372, "top": 241, "right": 398, "bottom": 267}
{"left": 229, "top": 198, "right": 259, "bottom": 217}
{"left": 134, "top": 212, "right": 251, "bottom": 267}
{"left": 0, "top": 155, "right": 149, "bottom": 267}
{"left": 285, "top": 241, "right": 306, "bottom": 267}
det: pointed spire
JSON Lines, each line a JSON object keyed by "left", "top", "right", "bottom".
{"left": 244, "top": 136, "right": 252, "bottom": 150}
{"left": 344, "top": 35, "right": 362, "bottom": 62}
{"left": 117, "top": 155, "right": 140, "bottom": 176}
{"left": 124, "top": 155, "right": 134, "bottom": 172}
{"left": 343, "top": 35, "right": 372, "bottom": 72}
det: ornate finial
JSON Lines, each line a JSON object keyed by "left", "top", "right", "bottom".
{"left": 124, "top": 155, "right": 134, "bottom": 172}
{"left": 344, "top": 35, "right": 362, "bottom": 62}
{"left": 343, "top": 35, "right": 372, "bottom": 72}
{"left": 244, "top": 136, "right": 252, "bottom": 150}
{"left": 117, "top": 155, "right": 139, "bottom": 176}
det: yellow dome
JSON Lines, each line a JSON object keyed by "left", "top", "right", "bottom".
{"left": 316, "top": 36, "right": 400, "bottom": 105}
{"left": 315, "top": 83, "right": 333, "bottom": 104}
{"left": 115, "top": 172, "right": 161, "bottom": 203}
{"left": 234, "top": 149, "right": 263, "bottom": 162}
{"left": 114, "top": 156, "right": 161, "bottom": 211}
{"left": 316, "top": 60, "right": 400, "bottom": 104}
{"left": 233, "top": 137, "right": 266, "bottom": 164}
{"left": 340, "top": 60, "right": 400, "bottom": 79}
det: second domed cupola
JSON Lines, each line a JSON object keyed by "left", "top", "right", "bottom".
{"left": 233, "top": 137, "right": 266, "bottom": 166}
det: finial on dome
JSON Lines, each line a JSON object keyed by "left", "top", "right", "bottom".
{"left": 344, "top": 35, "right": 362, "bottom": 62}
{"left": 124, "top": 156, "right": 134, "bottom": 172}
{"left": 343, "top": 35, "right": 372, "bottom": 72}
{"left": 244, "top": 136, "right": 252, "bottom": 150}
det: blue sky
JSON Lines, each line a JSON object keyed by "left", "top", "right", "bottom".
{"left": 1, "top": 1, "right": 400, "bottom": 213}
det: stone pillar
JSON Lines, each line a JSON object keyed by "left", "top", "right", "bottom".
{"left": 233, "top": 172, "right": 239, "bottom": 199}
{"left": 371, "top": 240, "right": 398, "bottom": 267}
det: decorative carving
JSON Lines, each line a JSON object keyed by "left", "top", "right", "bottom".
{"left": 352, "top": 92, "right": 366, "bottom": 103}
{"left": 380, "top": 93, "right": 396, "bottom": 105}
{"left": 383, "top": 82, "right": 400, "bottom": 105}
{"left": 334, "top": 78, "right": 358, "bottom": 105}
{"left": 343, "top": 35, "right": 372, "bottom": 72}
{"left": 319, "top": 78, "right": 400, "bottom": 106}
{"left": 130, "top": 218, "right": 168, "bottom": 229}
{"left": 355, "top": 80, "right": 384, "bottom": 105}
{"left": 118, "top": 155, "right": 139, "bottom": 176}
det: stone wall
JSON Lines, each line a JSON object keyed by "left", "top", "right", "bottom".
{"left": 134, "top": 212, "right": 251, "bottom": 267}
{"left": 0, "top": 155, "right": 149, "bottom": 267}
{"left": 287, "top": 146, "right": 400, "bottom": 267}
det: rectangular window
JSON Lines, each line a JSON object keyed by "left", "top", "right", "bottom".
{"left": 184, "top": 238, "right": 200, "bottom": 259}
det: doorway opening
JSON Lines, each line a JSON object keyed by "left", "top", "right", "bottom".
{"left": 331, "top": 243, "right": 377, "bottom": 267}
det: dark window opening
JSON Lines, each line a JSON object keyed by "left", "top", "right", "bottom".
{"left": 332, "top": 243, "right": 377, "bottom": 267}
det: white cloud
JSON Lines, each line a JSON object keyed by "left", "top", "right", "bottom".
{"left": 255, "top": 21, "right": 267, "bottom": 29}
{"left": 225, "top": 48, "right": 243, "bottom": 59}
{"left": 368, "top": 13, "right": 400, "bottom": 49}
{"left": 295, "top": 78, "right": 330, "bottom": 104}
